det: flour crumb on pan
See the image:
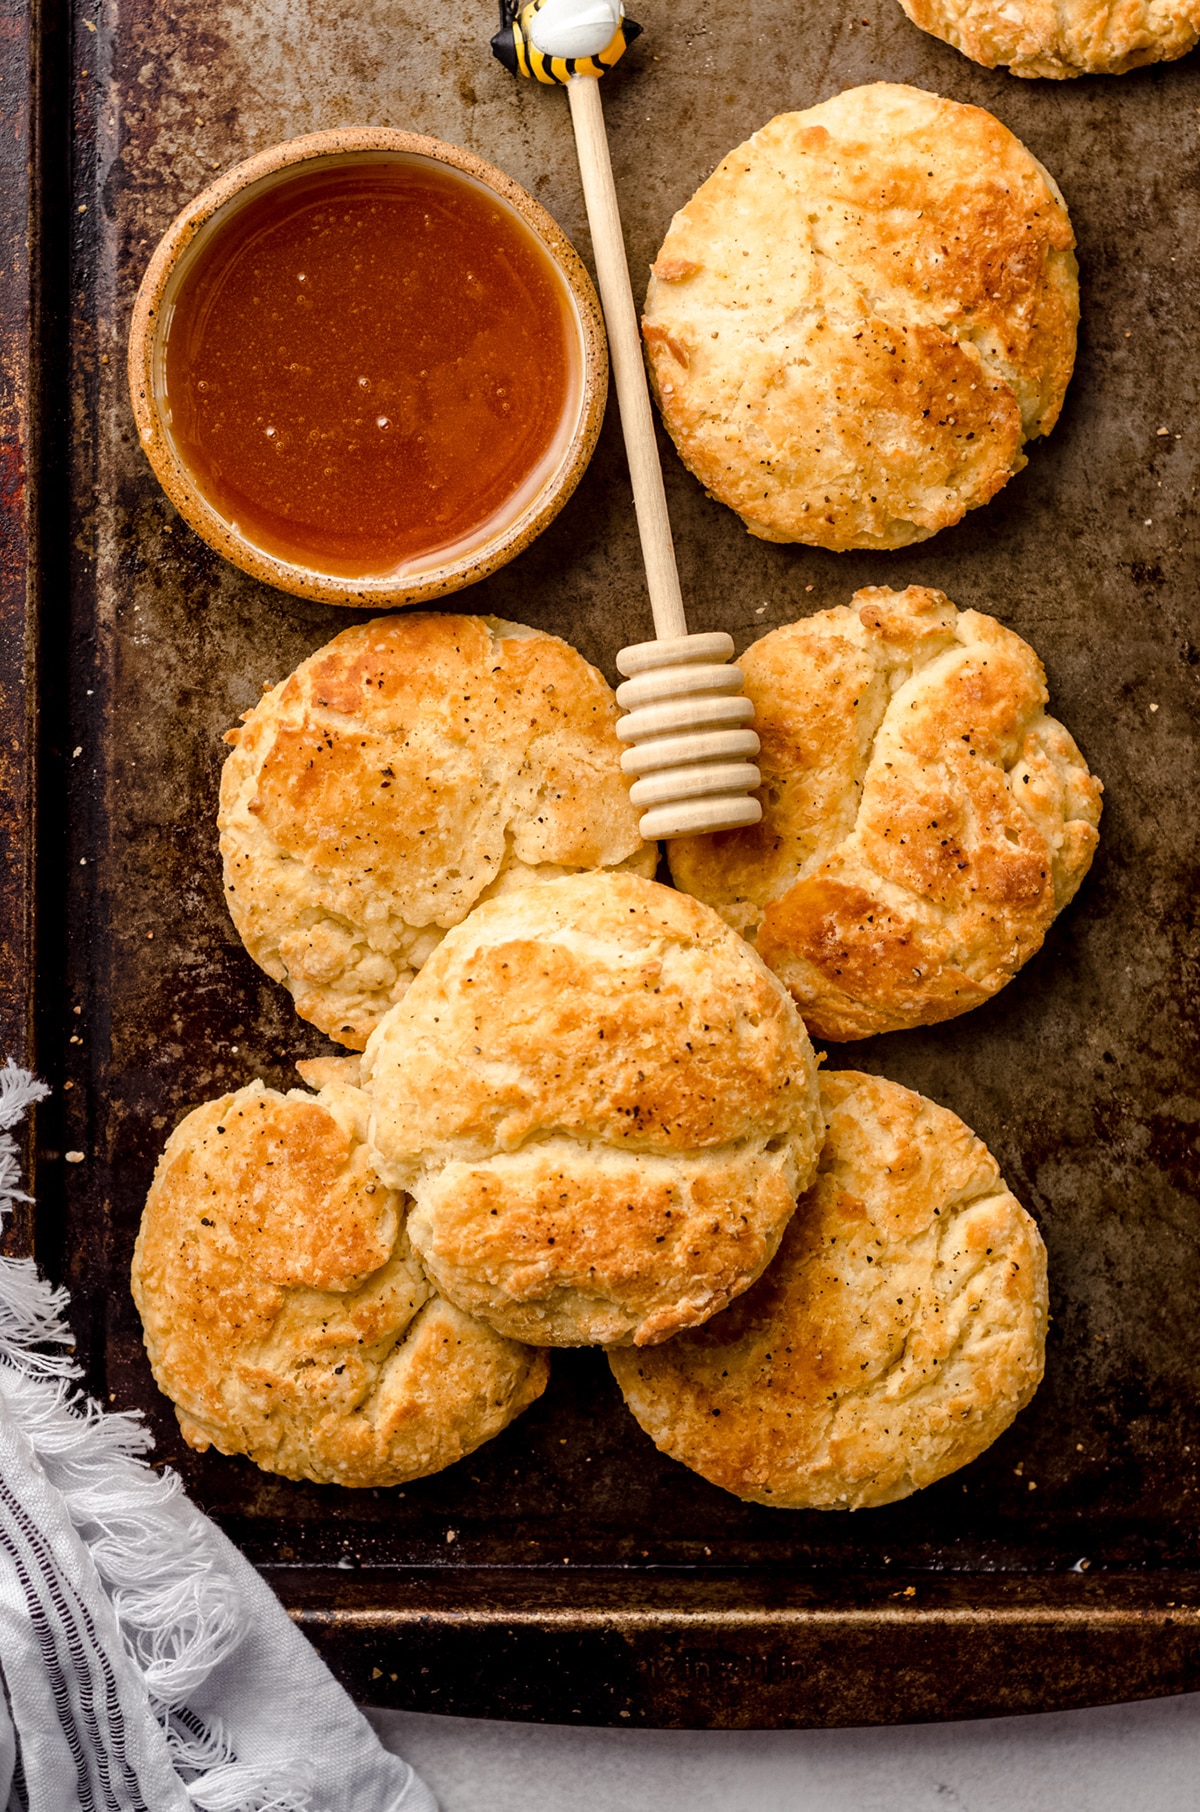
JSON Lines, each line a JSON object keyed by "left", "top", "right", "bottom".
{"left": 669, "top": 585, "right": 1102, "bottom": 1041}
{"left": 642, "top": 83, "right": 1078, "bottom": 551}
{"left": 896, "top": 0, "right": 1200, "bottom": 78}
{"left": 610, "top": 1071, "right": 1048, "bottom": 1510}
{"left": 130, "top": 1077, "right": 549, "bottom": 1487}
{"left": 363, "top": 871, "right": 826, "bottom": 1349}
{"left": 219, "top": 612, "right": 655, "bottom": 1050}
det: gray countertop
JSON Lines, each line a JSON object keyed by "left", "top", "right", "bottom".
{"left": 368, "top": 1695, "right": 1200, "bottom": 1812}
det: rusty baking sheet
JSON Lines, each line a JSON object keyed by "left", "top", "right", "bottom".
{"left": 10, "top": 0, "right": 1200, "bottom": 1726}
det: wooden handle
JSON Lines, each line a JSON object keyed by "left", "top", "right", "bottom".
{"left": 567, "top": 74, "right": 687, "bottom": 643}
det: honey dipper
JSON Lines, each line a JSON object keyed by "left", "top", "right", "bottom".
{"left": 491, "top": 0, "right": 762, "bottom": 839}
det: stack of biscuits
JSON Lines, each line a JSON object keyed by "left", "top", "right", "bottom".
{"left": 133, "top": 84, "right": 1104, "bottom": 1514}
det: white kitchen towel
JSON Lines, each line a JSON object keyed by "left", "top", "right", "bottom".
{"left": 0, "top": 1062, "right": 437, "bottom": 1812}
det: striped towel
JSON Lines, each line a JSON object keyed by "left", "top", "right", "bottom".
{"left": 0, "top": 1064, "right": 436, "bottom": 1812}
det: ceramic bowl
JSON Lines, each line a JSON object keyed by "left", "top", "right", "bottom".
{"left": 127, "top": 127, "right": 607, "bottom": 608}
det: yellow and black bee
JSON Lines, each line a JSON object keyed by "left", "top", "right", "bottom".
{"left": 491, "top": 0, "right": 642, "bottom": 86}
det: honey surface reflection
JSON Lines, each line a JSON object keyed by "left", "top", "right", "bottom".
{"left": 162, "top": 160, "right": 578, "bottom": 577}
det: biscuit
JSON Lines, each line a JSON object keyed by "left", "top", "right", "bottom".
{"left": 669, "top": 586, "right": 1102, "bottom": 1041}
{"left": 130, "top": 1078, "right": 549, "bottom": 1487}
{"left": 897, "top": 0, "right": 1200, "bottom": 77}
{"left": 610, "top": 1071, "right": 1048, "bottom": 1510}
{"left": 219, "top": 613, "right": 655, "bottom": 1050}
{"left": 642, "top": 84, "right": 1078, "bottom": 551}
{"left": 363, "top": 871, "right": 825, "bottom": 1349}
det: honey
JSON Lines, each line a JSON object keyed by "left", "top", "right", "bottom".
{"left": 160, "top": 157, "right": 580, "bottom": 577}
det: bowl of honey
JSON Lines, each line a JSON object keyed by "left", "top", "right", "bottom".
{"left": 128, "top": 128, "right": 607, "bottom": 607}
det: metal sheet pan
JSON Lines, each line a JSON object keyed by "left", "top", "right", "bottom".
{"left": 9, "top": 0, "right": 1199, "bottom": 1725}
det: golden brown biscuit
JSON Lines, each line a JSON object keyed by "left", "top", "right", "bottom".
{"left": 130, "top": 1078, "right": 548, "bottom": 1487}
{"left": 219, "top": 613, "right": 655, "bottom": 1051}
{"left": 642, "top": 84, "right": 1078, "bottom": 551}
{"left": 897, "top": 0, "right": 1200, "bottom": 77}
{"left": 363, "top": 872, "right": 825, "bottom": 1349}
{"left": 610, "top": 1071, "right": 1048, "bottom": 1509}
{"left": 669, "top": 586, "right": 1102, "bottom": 1041}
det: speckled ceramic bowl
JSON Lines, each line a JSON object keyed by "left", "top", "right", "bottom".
{"left": 128, "top": 127, "right": 607, "bottom": 608}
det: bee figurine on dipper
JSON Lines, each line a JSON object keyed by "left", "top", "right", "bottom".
{"left": 490, "top": 0, "right": 763, "bottom": 841}
{"left": 492, "top": 0, "right": 642, "bottom": 84}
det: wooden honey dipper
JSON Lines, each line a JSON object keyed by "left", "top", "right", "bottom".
{"left": 492, "top": 0, "right": 762, "bottom": 840}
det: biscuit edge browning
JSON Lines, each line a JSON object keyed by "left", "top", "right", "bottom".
{"left": 668, "top": 584, "right": 1102, "bottom": 1040}
{"left": 363, "top": 871, "right": 826, "bottom": 1348}
{"left": 642, "top": 83, "right": 1078, "bottom": 551}
{"left": 609, "top": 1070, "right": 1049, "bottom": 1510}
{"left": 218, "top": 612, "right": 655, "bottom": 1051}
{"left": 130, "top": 1078, "right": 549, "bottom": 1488}
{"left": 897, "top": 0, "right": 1200, "bottom": 78}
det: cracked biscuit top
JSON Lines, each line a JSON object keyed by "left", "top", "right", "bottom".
{"left": 668, "top": 586, "right": 1102, "bottom": 1041}
{"left": 642, "top": 84, "right": 1078, "bottom": 551}
{"left": 363, "top": 872, "right": 825, "bottom": 1349}
{"left": 896, "top": 0, "right": 1200, "bottom": 77}
{"left": 219, "top": 612, "right": 654, "bottom": 1050}
{"left": 130, "top": 1077, "right": 549, "bottom": 1487}
{"left": 610, "top": 1070, "right": 1048, "bottom": 1510}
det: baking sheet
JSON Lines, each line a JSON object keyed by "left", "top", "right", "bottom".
{"left": 20, "top": 0, "right": 1200, "bottom": 1724}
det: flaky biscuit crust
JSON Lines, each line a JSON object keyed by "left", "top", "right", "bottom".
{"left": 610, "top": 1071, "right": 1048, "bottom": 1509}
{"left": 898, "top": 0, "right": 1200, "bottom": 76}
{"left": 219, "top": 613, "right": 654, "bottom": 1051}
{"left": 669, "top": 586, "right": 1102, "bottom": 1040}
{"left": 642, "top": 84, "right": 1077, "bottom": 551}
{"left": 130, "top": 1079, "right": 548, "bottom": 1487}
{"left": 364, "top": 873, "right": 825, "bottom": 1348}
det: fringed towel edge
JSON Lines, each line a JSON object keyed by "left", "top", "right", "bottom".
{"left": 0, "top": 1063, "right": 316, "bottom": 1812}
